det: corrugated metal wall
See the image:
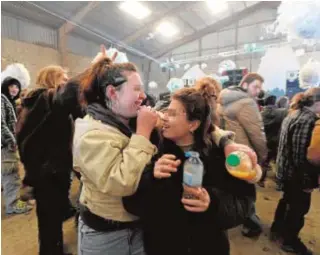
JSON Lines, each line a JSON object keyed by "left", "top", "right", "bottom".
{"left": 1, "top": 13, "right": 58, "bottom": 48}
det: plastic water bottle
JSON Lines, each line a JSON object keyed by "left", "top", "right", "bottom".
{"left": 226, "top": 151, "right": 257, "bottom": 181}
{"left": 183, "top": 151, "right": 204, "bottom": 199}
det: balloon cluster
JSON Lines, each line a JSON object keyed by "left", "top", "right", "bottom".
{"left": 274, "top": 0, "right": 320, "bottom": 42}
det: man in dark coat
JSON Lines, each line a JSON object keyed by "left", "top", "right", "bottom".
{"left": 259, "top": 95, "right": 288, "bottom": 186}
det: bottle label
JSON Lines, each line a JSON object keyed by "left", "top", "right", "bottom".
{"left": 183, "top": 168, "right": 203, "bottom": 187}
{"left": 183, "top": 172, "right": 193, "bottom": 186}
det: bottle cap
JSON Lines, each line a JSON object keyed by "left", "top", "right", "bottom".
{"left": 185, "top": 151, "right": 199, "bottom": 158}
{"left": 226, "top": 154, "right": 241, "bottom": 167}
{"left": 185, "top": 152, "right": 191, "bottom": 158}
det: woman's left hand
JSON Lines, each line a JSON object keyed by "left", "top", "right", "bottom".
{"left": 181, "top": 185, "right": 211, "bottom": 213}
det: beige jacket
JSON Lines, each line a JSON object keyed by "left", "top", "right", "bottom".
{"left": 73, "top": 115, "right": 235, "bottom": 222}
{"left": 73, "top": 115, "right": 157, "bottom": 222}
{"left": 219, "top": 87, "right": 267, "bottom": 162}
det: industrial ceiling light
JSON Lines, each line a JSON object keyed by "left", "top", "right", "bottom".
{"left": 156, "top": 21, "right": 179, "bottom": 37}
{"left": 206, "top": 1, "right": 228, "bottom": 14}
{"left": 119, "top": 1, "right": 151, "bottom": 20}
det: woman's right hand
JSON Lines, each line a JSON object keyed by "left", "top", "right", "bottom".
{"left": 154, "top": 154, "right": 181, "bottom": 179}
{"left": 136, "top": 106, "right": 158, "bottom": 139}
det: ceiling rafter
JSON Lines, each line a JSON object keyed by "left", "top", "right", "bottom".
{"left": 59, "top": 1, "right": 100, "bottom": 35}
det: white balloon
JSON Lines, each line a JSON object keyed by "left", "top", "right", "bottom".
{"left": 148, "top": 81, "right": 158, "bottom": 89}
{"left": 201, "top": 63, "right": 208, "bottom": 69}
{"left": 299, "top": 59, "right": 320, "bottom": 89}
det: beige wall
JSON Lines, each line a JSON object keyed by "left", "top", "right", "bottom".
{"left": 1, "top": 38, "right": 92, "bottom": 86}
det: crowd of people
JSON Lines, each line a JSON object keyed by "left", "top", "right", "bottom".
{"left": 1, "top": 46, "right": 320, "bottom": 255}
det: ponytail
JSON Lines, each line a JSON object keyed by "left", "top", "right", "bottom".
{"left": 77, "top": 57, "right": 113, "bottom": 106}
{"left": 195, "top": 77, "right": 222, "bottom": 125}
{"left": 76, "top": 57, "right": 137, "bottom": 106}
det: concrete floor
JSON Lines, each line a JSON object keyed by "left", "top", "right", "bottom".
{"left": 2, "top": 177, "right": 320, "bottom": 255}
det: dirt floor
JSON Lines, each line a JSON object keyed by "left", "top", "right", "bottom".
{"left": 2, "top": 175, "right": 320, "bottom": 255}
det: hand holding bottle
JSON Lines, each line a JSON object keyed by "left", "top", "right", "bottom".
{"left": 181, "top": 185, "right": 210, "bottom": 213}
{"left": 226, "top": 151, "right": 261, "bottom": 182}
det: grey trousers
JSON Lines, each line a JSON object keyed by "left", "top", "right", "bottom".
{"left": 1, "top": 149, "right": 21, "bottom": 211}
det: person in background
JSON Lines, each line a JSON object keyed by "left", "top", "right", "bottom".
{"left": 289, "top": 92, "right": 305, "bottom": 114}
{"left": 271, "top": 88, "right": 320, "bottom": 255}
{"left": 124, "top": 88, "right": 256, "bottom": 255}
{"left": 143, "top": 93, "right": 156, "bottom": 107}
{"left": 195, "top": 76, "right": 263, "bottom": 183}
{"left": 260, "top": 95, "right": 288, "bottom": 187}
{"left": 276, "top": 96, "right": 290, "bottom": 109}
{"left": 1, "top": 63, "right": 33, "bottom": 215}
{"left": 257, "top": 90, "right": 266, "bottom": 112}
{"left": 219, "top": 72, "right": 267, "bottom": 238}
{"left": 16, "top": 65, "right": 82, "bottom": 255}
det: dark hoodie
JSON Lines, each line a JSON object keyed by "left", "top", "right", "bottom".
{"left": 16, "top": 81, "right": 83, "bottom": 186}
{"left": 261, "top": 105, "right": 288, "bottom": 156}
{"left": 1, "top": 77, "right": 21, "bottom": 149}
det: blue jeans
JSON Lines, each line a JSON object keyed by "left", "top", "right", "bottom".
{"left": 78, "top": 218, "right": 145, "bottom": 255}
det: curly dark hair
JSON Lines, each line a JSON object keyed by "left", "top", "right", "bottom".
{"left": 172, "top": 88, "right": 215, "bottom": 155}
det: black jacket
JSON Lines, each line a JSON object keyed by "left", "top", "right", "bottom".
{"left": 261, "top": 106, "right": 288, "bottom": 155}
{"left": 124, "top": 138, "right": 256, "bottom": 255}
{"left": 16, "top": 81, "right": 83, "bottom": 187}
{"left": 1, "top": 77, "right": 21, "bottom": 149}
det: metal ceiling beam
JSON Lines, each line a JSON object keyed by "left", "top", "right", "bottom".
{"left": 59, "top": 1, "right": 100, "bottom": 35}
{"left": 122, "top": 2, "right": 196, "bottom": 44}
{"left": 152, "top": 1, "right": 281, "bottom": 59}
{"left": 58, "top": 1, "right": 99, "bottom": 67}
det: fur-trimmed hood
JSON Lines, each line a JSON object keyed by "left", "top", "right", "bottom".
{"left": 1, "top": 63, "right": 30, "bottom": 90}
